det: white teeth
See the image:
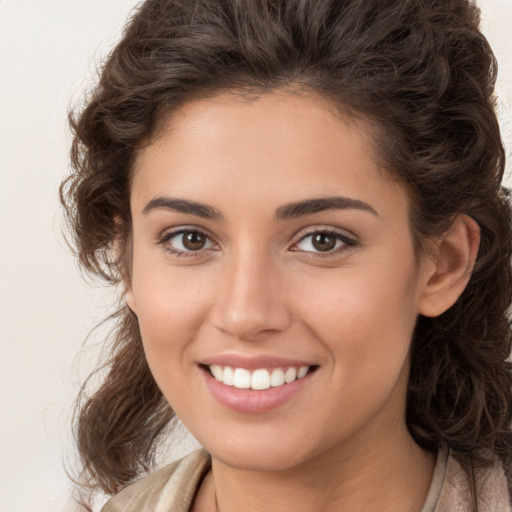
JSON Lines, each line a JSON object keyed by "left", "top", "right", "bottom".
{"left": 233, "top": 368, "right": 251, "bottom": 389}
{"left": 251, "top": 369, "right": 271, "bottom": 390}
{"left": 270, "top": 368, "right": 285, "bottom": 387}
{"left": 210, "top": 365, "right": 223, "bottom": 381}
{"left": 297, "top": 366, "right": 308, "bottom": 379}
{"left": 208, "top": 365, "right": 311, "bottom": 390}
{"left": 223, "top": 366, "right": 234, "bottom": 386}
{"left": 285, "top": 367, "right": 297, "bottom": 383}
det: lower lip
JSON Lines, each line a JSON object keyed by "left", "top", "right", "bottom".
{"left": 201, "top": 367, "right": 315, "bottom": 414}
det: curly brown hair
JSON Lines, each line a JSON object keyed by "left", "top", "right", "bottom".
{"left": 61, "top": 0, "right": 512, "bottom": 508}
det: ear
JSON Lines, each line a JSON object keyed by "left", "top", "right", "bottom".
{"left": 111, "top": 220, "right": 137, "bottom": 315}
{"left": 418, "top": 214, "right": 480, "bottom": 318}
{"left": 125, "top": 286, "right": 137, "bottom": 315}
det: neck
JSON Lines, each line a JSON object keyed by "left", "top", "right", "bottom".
{"left": 195, "top": 425, "right": 435, "bottom": 512}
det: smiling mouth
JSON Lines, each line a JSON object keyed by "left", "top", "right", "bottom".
{"left": 202, "top": 364, "right": 318, "bottom": 390}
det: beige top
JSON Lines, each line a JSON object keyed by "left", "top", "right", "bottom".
{"left": 102, "top": 448, "right": 511, "bottom": 512}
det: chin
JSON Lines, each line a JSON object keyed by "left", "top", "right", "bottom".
{"left": 194, "top": 425, "right": 324, "bottom": 473}
{"left": 212, "top": 445, "right": 309, "bottom": 472}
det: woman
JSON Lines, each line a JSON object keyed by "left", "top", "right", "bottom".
{"left": 61, "top": 0, "right": 512, "bottom": 510}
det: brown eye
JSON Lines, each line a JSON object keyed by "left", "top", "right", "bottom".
{"left": 311, "top": 233, "right": 337, "bottom": 252}
{"left": 160, "top": 228, "right": 216, "bottom": 255}
{"left": 293, "top": 229, "right": 356, "bottom": 255}
{"left": 182, "top": 231, "right": 207, "bottom": 250}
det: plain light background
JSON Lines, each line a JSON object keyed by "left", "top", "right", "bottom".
{"left": 0, "top": 1, "right": 510, "bottom": 511}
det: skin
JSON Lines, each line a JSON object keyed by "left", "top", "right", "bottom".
{"left": 126, "top": 91, "right": 479, "bottom": 512}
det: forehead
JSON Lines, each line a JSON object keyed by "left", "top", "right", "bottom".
{"left": 131, "top": 91, "right": 409, "bottom": 221}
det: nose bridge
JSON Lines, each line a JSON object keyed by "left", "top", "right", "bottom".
{"left": 211, "top": 244, "right": 291, "bottom": 340}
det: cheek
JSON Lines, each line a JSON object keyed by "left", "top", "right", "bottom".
{"left": 130, "top": 262, "right": 215, "bottom": 364}
{"left": 292, "top": 254, "right": 420, "bottom": 376}
{"left": 295, "top": 272, "right": 418, "bottom": 428}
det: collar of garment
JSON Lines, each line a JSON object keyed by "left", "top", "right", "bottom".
{"left": 102, "top": 446, "right": 511, "bottom": 512}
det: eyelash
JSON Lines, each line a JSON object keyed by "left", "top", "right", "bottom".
{"left": 291, "top": 228, "right": 357, "bottom": 258}
{"left": 157, "top": 227, "right": 357, "bottom": 259}
{"left": 157, "top": 227, "right": 216, "bottom": 258}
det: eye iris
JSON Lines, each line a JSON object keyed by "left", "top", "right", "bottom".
{"left": 312, "top": 233, "right": 336, "bottom": 251}
{"left": 182, "top": 231, "right": 206, "bottom": 250}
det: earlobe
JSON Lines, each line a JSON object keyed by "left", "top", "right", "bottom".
{"left": 125, "top": 287, "right": 137, "bottom": 315}
{"left": 418, "top": 214, "right": 480, "bottom": 318}
{"left": 111, "top": 222, "right": 136, "bottom": 313}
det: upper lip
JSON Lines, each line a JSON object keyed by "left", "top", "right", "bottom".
{"left": 199, "top": 354, "right": 317, "bottom": 370}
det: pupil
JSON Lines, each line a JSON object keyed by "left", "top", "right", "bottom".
{"left": 183, "top": 232, "right": 206, "bottom": 250}
{"left": 312, "top": 233, "right": 336, "bottom": 251}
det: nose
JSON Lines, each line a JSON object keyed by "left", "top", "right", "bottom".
{"left": 209, "top": 250, "right": 293, "bottom": 341}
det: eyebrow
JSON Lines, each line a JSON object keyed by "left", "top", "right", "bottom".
{"left": 142, "top": 195, "right": 378, "bottom": 220}
{"left": 142, "top": 197, "right": 224, "bottom": 220}
{"left": 274, "top": 196, "right": 378, "bottom": 220}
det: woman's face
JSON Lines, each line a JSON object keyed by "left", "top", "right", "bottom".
{"left": 127, "top": 92, "right": 430, "bottom": 471}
